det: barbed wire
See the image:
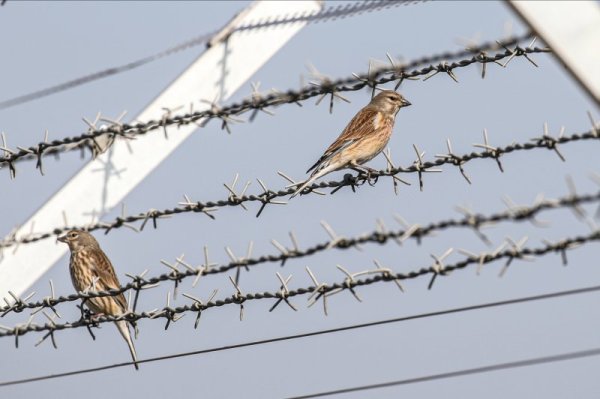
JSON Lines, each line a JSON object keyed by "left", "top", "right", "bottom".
{"left": 2, "top": 184, "right": 597, "bottom": 317}
{"left": 1, "top": 228, "right": 598, "bottom": 341}
{"left": 2, "top": 184, "right": 598, "bottom": 318}
{"left": 1, "top": 283, "right": 598, "bottom": 387}
{"left": 235, "top": 0, "right": 427, "bottom": 32}
{"left": 0, "top": 0, "right": 425, "bottom": 111}
{"left": 0, "top": 30, "right": 214, "bottom": 111}
{"left": 287, "top": 346, "right": 600, "bottom": 398}
{"left": 1, "top": 124, "right": 597, "bottom": 253}
{"left": 0, "top": 2, "right": 590, "bottom": 390}
{"left": 0, "top": 36, "right": 546, "bottom": 178}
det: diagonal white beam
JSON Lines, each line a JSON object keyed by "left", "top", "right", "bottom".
{"left": 0, "top": 0, "right": 322, "bottom": 299}
{"left": 507, "top": 1, "right": 600, "bottom": 106}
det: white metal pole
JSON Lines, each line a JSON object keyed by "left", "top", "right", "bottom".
{"left": 508, "top": 1, "right": 600, "bottom": 106}
{"left": 0, "top": 0, "right": 322, "bottom": 299}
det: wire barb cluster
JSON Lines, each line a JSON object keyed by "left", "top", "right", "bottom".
{"left": 0, "top": 228, "right": 598, "bottom": 341}
{"left": 1, "top": 186, "right": 599, "bottom": 330}
{"left": 3, "top": 283, "right": 600, "bottom": 387}
{"left": 1, "top": 126, "right": 596, "bottom": 252}
{"left": 1, "top": 3, "right": 595, "bottom": 392}
{"left": 0, "top": 34, "right": 546, "bottom": 178}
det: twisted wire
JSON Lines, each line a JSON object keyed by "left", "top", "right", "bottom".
{"left": 1, "top": 283, "right": 599, "bottom": 387}
{"left": 1, "top": 229, "right": 598, "bottom": 338}
{"left": 0, "top": 0, "right": 426, "bottom": 111}
{"left": 0, "top": 31, "right": 215, "bottom": 111}
{"left": 1, "top": 126, "right": 595, "bottom": 252}
{"left": 2, "top": 187, "right": 599, "bottom": 316}
{"left": 0, "top": 40, "right": 547, "bottom": 176}
{"left": 236, "top": 0, "right": 428, "bottom": 32}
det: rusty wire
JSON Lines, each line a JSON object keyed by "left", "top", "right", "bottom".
{"left": 0, "top": 228, "right": 598, "bottom": 341}
{"left": 0, "top": 37, "right": 546, "bottom": 178}
{"left": 1, "top": 126, "right": 596, "bottom": 252}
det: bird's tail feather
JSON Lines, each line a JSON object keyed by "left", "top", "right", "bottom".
{"left": 290, "top": 164, "right": 337, "bottom": 199}
{"left": 115, "top": 320, "right": 139, "bottom": 370}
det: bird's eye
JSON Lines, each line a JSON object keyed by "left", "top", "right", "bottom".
{"left": 69, "top": 232, "right": 78, "bottom": 239}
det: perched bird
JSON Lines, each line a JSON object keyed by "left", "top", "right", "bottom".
{"left": 58, "top": 230, "right": 139, "bottom": 370}
{"left": 291, "top": 90, "right": 411, "bottom": 198}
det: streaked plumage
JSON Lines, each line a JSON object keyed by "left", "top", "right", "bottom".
{"left": 291, "top": 90, "right": 411, "bottom": 198}
{"left": 58, "top": 230, "right": 139, "bottom": 370}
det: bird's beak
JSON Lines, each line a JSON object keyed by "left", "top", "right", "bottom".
{"left": 57, "top": 235, "right": 67, "bottom": 244}
{"left": 402, "top": 99, "right": 412, "bottom": 107}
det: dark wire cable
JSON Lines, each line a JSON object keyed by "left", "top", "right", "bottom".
{"left": 286, "top": 347, "right": 600, "bottom": 398}
{"left": 1, "top": 283, "right": 598, "bottom": 387}
{"left": 0, "top": 0, "right": 421, "bottom": 110}
{"left": 0, "top": 32, "right": 215, "bottom": 110}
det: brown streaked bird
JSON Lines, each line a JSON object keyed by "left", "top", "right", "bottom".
{"left": 291, "top": 90, "right": 411, "bottom": 198}
{"left": 58, "top": 230, "right": 139, "bottom": 370}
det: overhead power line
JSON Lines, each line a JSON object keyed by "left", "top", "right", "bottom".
{"left": 0, "top": 283, "right": 598, "bottom": 387}
{"left": 286, "top": 347, "right": 600, "bottom": 398}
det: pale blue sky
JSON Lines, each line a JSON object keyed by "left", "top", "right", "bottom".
{"left": 0, "top": 1, "right": 599, "bottom": 398}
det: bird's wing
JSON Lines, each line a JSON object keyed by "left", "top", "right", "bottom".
{"left": 307, "top": 107, "right": 380, "bottom": 174}
{"left": 88, "top": 248, "right": 128, "bottom": 311}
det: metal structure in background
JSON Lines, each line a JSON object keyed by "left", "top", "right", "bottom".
{"left": 0, "top": 0, "right": 323, "bottom": 300}
{"left": 0, "top": 0, "right": 421, "bottom": 110}
{"left": 508, "top": 1, "right": 600, "bottom": 107}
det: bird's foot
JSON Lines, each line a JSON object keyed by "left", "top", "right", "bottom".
{"left": 88, "top": 313, "right": 105, "bottom": 329}
{"left": 77, "top": 305, "right": 103, "bottom": 327}
{"left": 350, "top": 165, "right": 379, "bottom": 186}
{"left": 356, "top": 168, "right": 379, "bottom": 186}
{"left": 365, "top": 172, "right": 379, "bottom": 186}
{"left": 90, "top": 312, "right": 105, "bottom": 320}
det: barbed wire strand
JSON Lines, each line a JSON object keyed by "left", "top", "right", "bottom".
{"left": 1, "top": 283, "right": 598, "bottom": 387}
{"left": 1, "top": 229, "right": 598, "bottom": 340}
{"left": 1, "top": 125, "right": 596, "bottom": 253}
{"left": 1, "top": 184, "right": 598, "bottom": 317}
{"left": 0, "top": 0, "right": 425, "bottom": 111}
{"left": 0, "top": 38, "right": 546, "bottom": 177}
{"left": 287, "top": 347, "right": 600, "bottom": 398}
{"left": 0, "top": 30, "right": 213, "bottom": 111}
{"left": 0, "top": 3, "right": 590, "bottom": 392}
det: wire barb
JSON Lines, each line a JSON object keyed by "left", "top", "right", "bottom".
{"left": 1, "top": 229, "right": 599, "bottom": 338}
{"left": 0, "top": 36, "right": 548, "bottom": 173}
{"left": 1, "top": 188, "right": 600, "bottom": 318}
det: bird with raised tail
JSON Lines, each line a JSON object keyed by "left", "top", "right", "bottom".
{"left": 291, "top": 90, "right": 411, "bottom": 198}
{"left": 58, "top": 230, "right": 139, "bottom": 370}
